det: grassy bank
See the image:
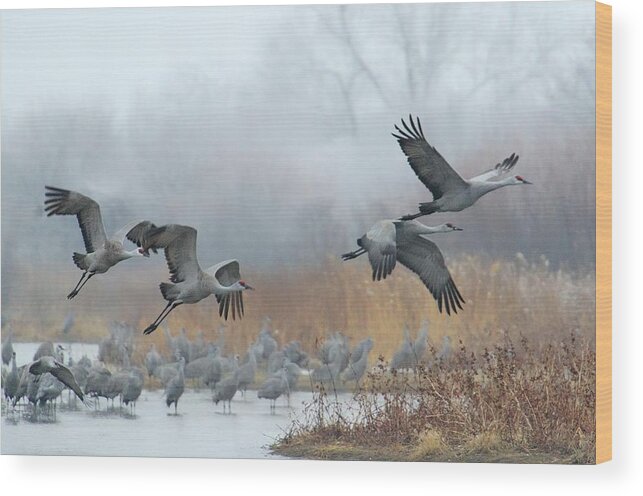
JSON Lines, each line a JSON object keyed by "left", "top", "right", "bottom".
{"left": 273, "top": 334, "right": 596, "bottom": 464}
{"left": 273, "top": 436, "right": 586, "bottom": 464}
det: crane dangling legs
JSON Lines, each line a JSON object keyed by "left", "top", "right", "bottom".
{"left": 143, "top": 301, "right": 183, "bottom": 336}
{"left": 129, "top": 224, "right": 254, "bottom": 336}
{"left": 44, "top": 186, "right": 158, "bottom": 300}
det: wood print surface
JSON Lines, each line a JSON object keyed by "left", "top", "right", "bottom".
{"left": 0, "top": 1, "right": 607, "bottom": 464}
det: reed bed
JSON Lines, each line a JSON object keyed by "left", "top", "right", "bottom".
{"left": 275, "top": 333, "right": 596, "bottom": 463}
{"left": 2, "top": 254, "right": 595, "bottom": 363}
{"left": 4, "top": 254, "right": 595, "bottom": 461}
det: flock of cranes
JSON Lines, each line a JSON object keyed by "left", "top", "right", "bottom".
{"left": 2, "top": 338, "right": 89, "bottom": 418}
{"left": 342, "top": 115, "right": 530, "bottom": 315}
{"left": 3, "top": 114, "right": 530, "bottom": 416}
{"left": 45, "top": 187, "right": 254, "bottom": 333}
{"left": 44, "top": 114, "right": 528, "bottom": 323}
{"left": 1, "top": 318, "right": 454, "bottom": 421}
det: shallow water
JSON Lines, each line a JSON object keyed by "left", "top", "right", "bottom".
{"left": 2, "top": 389, "right": 314, "bottom": 458}
{"left": 1, "top": 342, "right": 346, "bottom": 459}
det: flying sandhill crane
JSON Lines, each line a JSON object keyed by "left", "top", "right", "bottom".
{"left": 392, "top": 116, "right": 531, "bottom": 220}
{"left": 44, "top": 186, "right": 157, "bottom": 299}
{"left": 129, "top": 224, "right": 254, "bottom": 335}
{"left": 342, "top": 220, "right": 465, "bottom": 315}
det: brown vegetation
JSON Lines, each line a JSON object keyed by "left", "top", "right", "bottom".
{"left": 4, "top": 254, "right": 594, "bottom": 361}
{"left": 274, "top": 333, "right": 596, "bottom": 464}
{"left": 5, "top": 255, "right": 596, "bottom": 462}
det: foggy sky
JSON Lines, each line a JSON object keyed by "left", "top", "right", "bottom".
{"left": 1, "top": 1, "right": 596, "bottom": 301}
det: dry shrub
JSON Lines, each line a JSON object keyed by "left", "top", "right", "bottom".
{"left": 464, "top": 431, "right": 506, "bottom": 455}
{"left": 412, "top": 430, "right": 446, "bottom": 459}
{"left": 279, "top": 333, "right": 596, "bottom": 463}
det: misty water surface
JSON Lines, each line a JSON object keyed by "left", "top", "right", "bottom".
{"left": 2, "top": 342, "right": 330, "bottom": 458}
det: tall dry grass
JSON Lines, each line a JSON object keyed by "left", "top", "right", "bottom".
{"left": 276, "top": 332, "right": 596, "bottom": 463}
{"left": 2, "top": 253, "right": 594, "bottom": 362}
{"left": 5, "top": 254, "right": 596, "bottom": 461}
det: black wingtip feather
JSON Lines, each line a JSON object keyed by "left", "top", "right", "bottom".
{"left": 443, "top": 288, "right": 451, "bottom": 315}
{"left": 401, "top": 118, "right": 415, "bottom": 138}
{"left": 401, "top": 115, "right": 423, "bottom": 141}
{"left": 415, "top": 116, "right": 425, "bottom": 138}
{"left": 445, "top": 284, "right": 457, "bottom": 315}
{"left": 409, "top": 115, "right": 421, "bottom": 137}
{"left": 453, "top": 283, "right": 464, "bottom": 310}
{"left": 393, "top": 126, "right": 410, "bottom": 140}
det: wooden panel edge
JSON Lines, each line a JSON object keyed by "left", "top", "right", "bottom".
{"left": 595, "top": 1, "right": 612, "bottom": 464}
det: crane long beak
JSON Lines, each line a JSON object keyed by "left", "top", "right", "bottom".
{"left": 522, "top": 179, "right": 533, "bottom": 185}
{"left": 243, "top": 284, "right": 255, "bottom": 291}
{"left": 453, "top": 226, "right": 464, "bottom": 231}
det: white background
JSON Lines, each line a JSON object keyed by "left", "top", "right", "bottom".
{"left": 0, "top": 0, "right": 640, "bottom": 494}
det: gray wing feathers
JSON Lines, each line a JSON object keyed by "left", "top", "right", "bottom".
{"left": 470, "top": 152, "right": 520, "bottom": 182}
{"left": 493, "top": 152, "right": 519, "bottom": 176}
{"left": 359, "top": 221, "right": 397, "bottom": 281}
{"left": 213, "top": 260, "right": 241, "bottom": 287}
{"left": 125, "top": 220, "right": 159, "bottom": 253}
{"left": 141, "top": 225, "right": 200, "bottom": 283}
{"left": 44, "top": 186, "right": 107, "bottom": 253}
{"left": 392, "top": 116, "right": 468, "bottom": 200}
{"left": 111, "top": 219, "right": 154, "bottom": 245}
{"left": 216, "top": 291, "right": 244, "bottom": 321}
{"left": 211, "top": 261, "right": 244, "bottom": 321}
{"left": 50, "top": 361, "right": 85, "bottom": 401}
{"left": 395, "top": 230, "right": 464, "bottom": 315}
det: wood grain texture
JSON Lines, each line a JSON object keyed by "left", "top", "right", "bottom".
{"left": 595, "top": 1, "right": 612, "bottom": 464}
